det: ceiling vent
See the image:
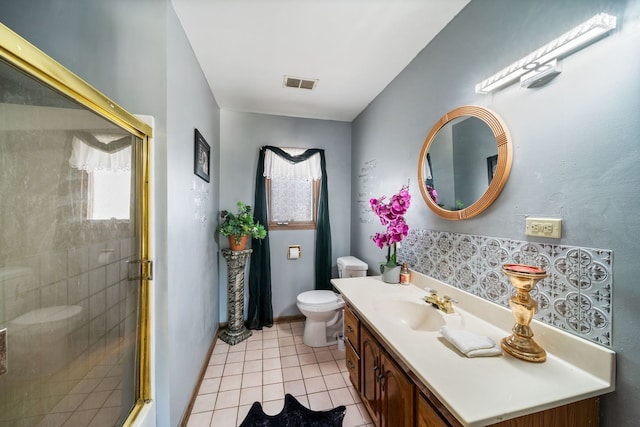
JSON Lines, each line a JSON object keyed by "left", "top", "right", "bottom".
{"left": 283, "top": 75, "right": 318, "bottom": 90}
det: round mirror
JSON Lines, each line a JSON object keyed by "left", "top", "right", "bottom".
{"left": 418, "top": 106, "right": 512, "bottom": 220}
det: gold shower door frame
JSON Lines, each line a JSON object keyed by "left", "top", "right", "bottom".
{"left": 0, "top": 23, "right": 153, "bottom": 425}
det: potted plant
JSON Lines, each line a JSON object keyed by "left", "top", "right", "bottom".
{"left": 216, "top": 202, "right": 267, "bottom": 251}
{"left": 370, "top": 185, "right": 411, "bottom": 283}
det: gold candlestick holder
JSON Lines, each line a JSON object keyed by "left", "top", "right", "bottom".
{"left": 501, "top": 264, "right": 548, "bottom": 363}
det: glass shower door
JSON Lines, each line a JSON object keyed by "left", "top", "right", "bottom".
{"left": 0, "top": 54, "right": 145, "bottom": 426}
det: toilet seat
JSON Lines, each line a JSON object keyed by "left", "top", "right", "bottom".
{"left": 297, "top": 290, "right": 338, "bottom": 305}
{"left": 297, "top": 290, "right": 344, "bottom": 312}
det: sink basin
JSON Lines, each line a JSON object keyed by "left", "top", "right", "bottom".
{"left": 375, "top": 299, "right": 450, "bottom": 331}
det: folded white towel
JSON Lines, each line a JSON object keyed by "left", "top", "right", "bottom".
{"left": 440, "top": 326, "right": 502, "bottom": 358}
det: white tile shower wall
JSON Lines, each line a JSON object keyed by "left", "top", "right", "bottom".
{"left": 0, "top": 236, "right": 134, "bottom": 353}
{"left": 398, "top": 229, "right": 613, "bottom": 347}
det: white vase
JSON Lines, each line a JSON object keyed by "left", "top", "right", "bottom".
{"left": 380, "top": 264, "right": 401, "bottom": 284}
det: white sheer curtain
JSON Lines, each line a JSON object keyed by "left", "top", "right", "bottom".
{"left": 69, "top": 135, "right": 131, "bottom": 172}
{"left": 263, "top": 147, "right": 321, "bottom": 223}
{"left": 263, "top": 147, "right": 321, "bottom": 180}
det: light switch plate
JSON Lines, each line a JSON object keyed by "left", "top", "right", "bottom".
{"left": 526, "top": 217, "right": 562, "bottom": 238}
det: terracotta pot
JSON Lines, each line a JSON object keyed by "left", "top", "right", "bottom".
{"left": 228, "top": 235, "right": 248, "bottom": 251}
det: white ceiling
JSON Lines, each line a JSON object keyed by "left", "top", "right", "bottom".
{"left": 172, "top": 0, "right": 470, "bottom": 122}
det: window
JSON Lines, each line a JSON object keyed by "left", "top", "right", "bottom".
{"left": 264, "top": 148, "right": 321, "bottom": 230}
{"left": 88, "top": 169, "right": 131, "bottom": 220}
{"left": 69, "top": 134, "right": 132, "bottom": 221}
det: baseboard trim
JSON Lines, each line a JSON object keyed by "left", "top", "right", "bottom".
{"left": 179, "top": 326, "right": 220, "bottom": 427}
{"left": 218, "top": 314, "right": 305, "bottom": 329}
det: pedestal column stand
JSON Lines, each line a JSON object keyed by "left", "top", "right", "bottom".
{"left": 501, "top": 264, "right": 549, "bottom": 363}
{"left": 220, "top": 248, "right": 252, "bottom": 345}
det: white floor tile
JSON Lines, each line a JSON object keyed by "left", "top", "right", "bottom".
{"left": 219, "top": 374, "right": 242, "bottom": 391}
{"left": 304, "top": 376, "right": 327, "bottom": 394}
{"left": 323, "top": 372, "right": 347, "bottom": 390}
{"left": 241, "top": 372, "right": 262, "bottom": 388}
{"left": 263, "top": 368, "right": 283, "bottom": 385}
{"left": 239, "top": 386, "right": 262, "bottom": 406}
{"left": 225, "top": 351, "right": 245, "bottom": 364}
{"left": 204, "top": 364, "right": 224, "bottom": 378}
{"left": 263, "top": 357, "right": 282, "bottom": 371}
{"left": 307, "top": 391, "right": 333, "bottom": 411}
{"left": 191, "top": 392, "right": 217, "bottom": 413}
{"left": 199, "top": 377, "right": 221, "bottom": 395}
{"left": 262, "top": 347, "right": 280, "bottom": 359}
{"left": 280, "top": 355, "right": 300, "bottom": 368}
{"left": 214, "top": 389, "right": 240, "bottom": 410}
{"left": 227, "top": 341, "right": 247, "bottom": 353}
{"left": 236, "top": 404, "right": 253, "bottom": 424}
{"left": 301, "top": 363, "right": 322, "bottom": 378}
{"left": 262, "top": 399, "right": 285, "bottom": 415}
{"left": 243, "top": 359, "right": 262, "bottom": 374}
{"left": 282, "top": 366, "right": 303, "bottom": 382}
{"left": 211, "top": 407, "right": 237, "bottom": 427}
{"left": 329, "top": 387, "right": 356, "bottom": 407}
{"left": 262, "top": 383, "right": 284, "bottom": 402}
{"left": 283, "top": 379, "right": 306, "bottom": 397}
{"left": 222, "top": 361, "right": 244, "bottom": 376}
{"left": 185, "top": 411, "right": 212, "bottom": 427}
{"left": 187, "top": 321, "right": 363, "bottom": 426}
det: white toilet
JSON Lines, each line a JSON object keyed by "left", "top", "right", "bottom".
{"left": 10, "top": 305, "right": 84, "bottom": 377}
{"left": 296, "top": 256, "right": 368, "bottom": 347}
{"left": 336, "top": 256, "right": 368, "bottom": 278}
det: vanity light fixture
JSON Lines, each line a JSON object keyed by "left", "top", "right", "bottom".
{"left": 475, "top": 12, "right": 617, "bottom": 94}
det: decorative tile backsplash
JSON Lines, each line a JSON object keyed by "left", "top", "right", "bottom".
{"left": 398, "top": 229, "right": 613, "bottom": 347}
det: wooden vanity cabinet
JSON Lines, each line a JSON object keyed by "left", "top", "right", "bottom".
{"left": 380, "top": 350, "right": 414, "bottom": 427}
{"left": 344, "top": 302, "right": 601, "bottom": 427}
{"left": 416, "top": 391, "right": 449, "bottom": 427}
{"left": 361, "top": 323, "right": 414, "bottom": 427}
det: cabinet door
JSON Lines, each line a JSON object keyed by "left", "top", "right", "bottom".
{"left": 381, "top": 351, "right": 414, "bottom": 427}
{"left": 360, "top": 327, "right": 380, "bottom": 426}
{"left": 416, "top": 391, "right": 449, "bottom": 427}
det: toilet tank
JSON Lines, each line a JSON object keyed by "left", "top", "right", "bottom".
{"left": 337, "top": 256, "right": 368, "bottom": 278}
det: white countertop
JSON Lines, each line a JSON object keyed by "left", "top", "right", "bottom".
{"left": 331, "top": 272, "right": 615, "bottom": 427}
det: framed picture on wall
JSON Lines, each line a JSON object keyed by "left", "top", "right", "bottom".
{"left": 487, "top": 154, "right": 498, "bottom": 184}
{"left": 194, "top": 129, "right": 210, "bottom": 182}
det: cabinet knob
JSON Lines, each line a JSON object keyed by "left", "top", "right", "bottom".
{"left": 347, "top": 360, "right": 354, "bottom": 370}
{"left": 346, "top": 325, "right": 354, "bottom": 333}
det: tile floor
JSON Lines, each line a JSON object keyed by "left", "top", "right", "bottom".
{"left": 185, "top": 320, "right": 374, "bottom": 427}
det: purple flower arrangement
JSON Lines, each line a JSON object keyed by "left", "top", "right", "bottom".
{"left": 370, "top": 185, "right": 411, "bottom": 268}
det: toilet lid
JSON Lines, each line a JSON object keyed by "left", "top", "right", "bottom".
{"left": 11, "top": 305, "right": 82, "bottom": 325}
{"left": 297, "top": 290, "right": 338, "bottom": 305}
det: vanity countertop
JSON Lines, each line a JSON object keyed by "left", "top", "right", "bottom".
{"left": 331, "top": 272, "right": 615, "bottom": 427}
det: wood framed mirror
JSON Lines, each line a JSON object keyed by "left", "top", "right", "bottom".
{"left": 418, "top": 105, "right": 512, "bottom": 220}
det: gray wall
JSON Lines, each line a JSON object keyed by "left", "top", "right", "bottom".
{"left": 0, "top": 1, "right": 221, "bottom": 426}
{"left": 351, "top": 1, "right": 640, "bottom": 425}
{"left": 166, "top": 6, "right": 221, "bottom": 426}
{"left": 219, "top": 111, "right": 351, "bottom": 320}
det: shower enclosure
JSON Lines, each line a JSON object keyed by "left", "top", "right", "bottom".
{"left": 0, "top": 24, "right": 151, "bottom": 426}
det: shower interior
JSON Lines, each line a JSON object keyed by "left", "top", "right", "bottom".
{"left": 0, "top": 56, "right": 143, "bottom": 426}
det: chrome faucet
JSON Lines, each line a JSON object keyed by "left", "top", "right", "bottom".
{"left": 423, "top": 290, "right": 457, "bottom": 314}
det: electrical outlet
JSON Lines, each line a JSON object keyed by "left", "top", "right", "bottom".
{"left": 526, "top": 218, "right": 562, "bottom": 238}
